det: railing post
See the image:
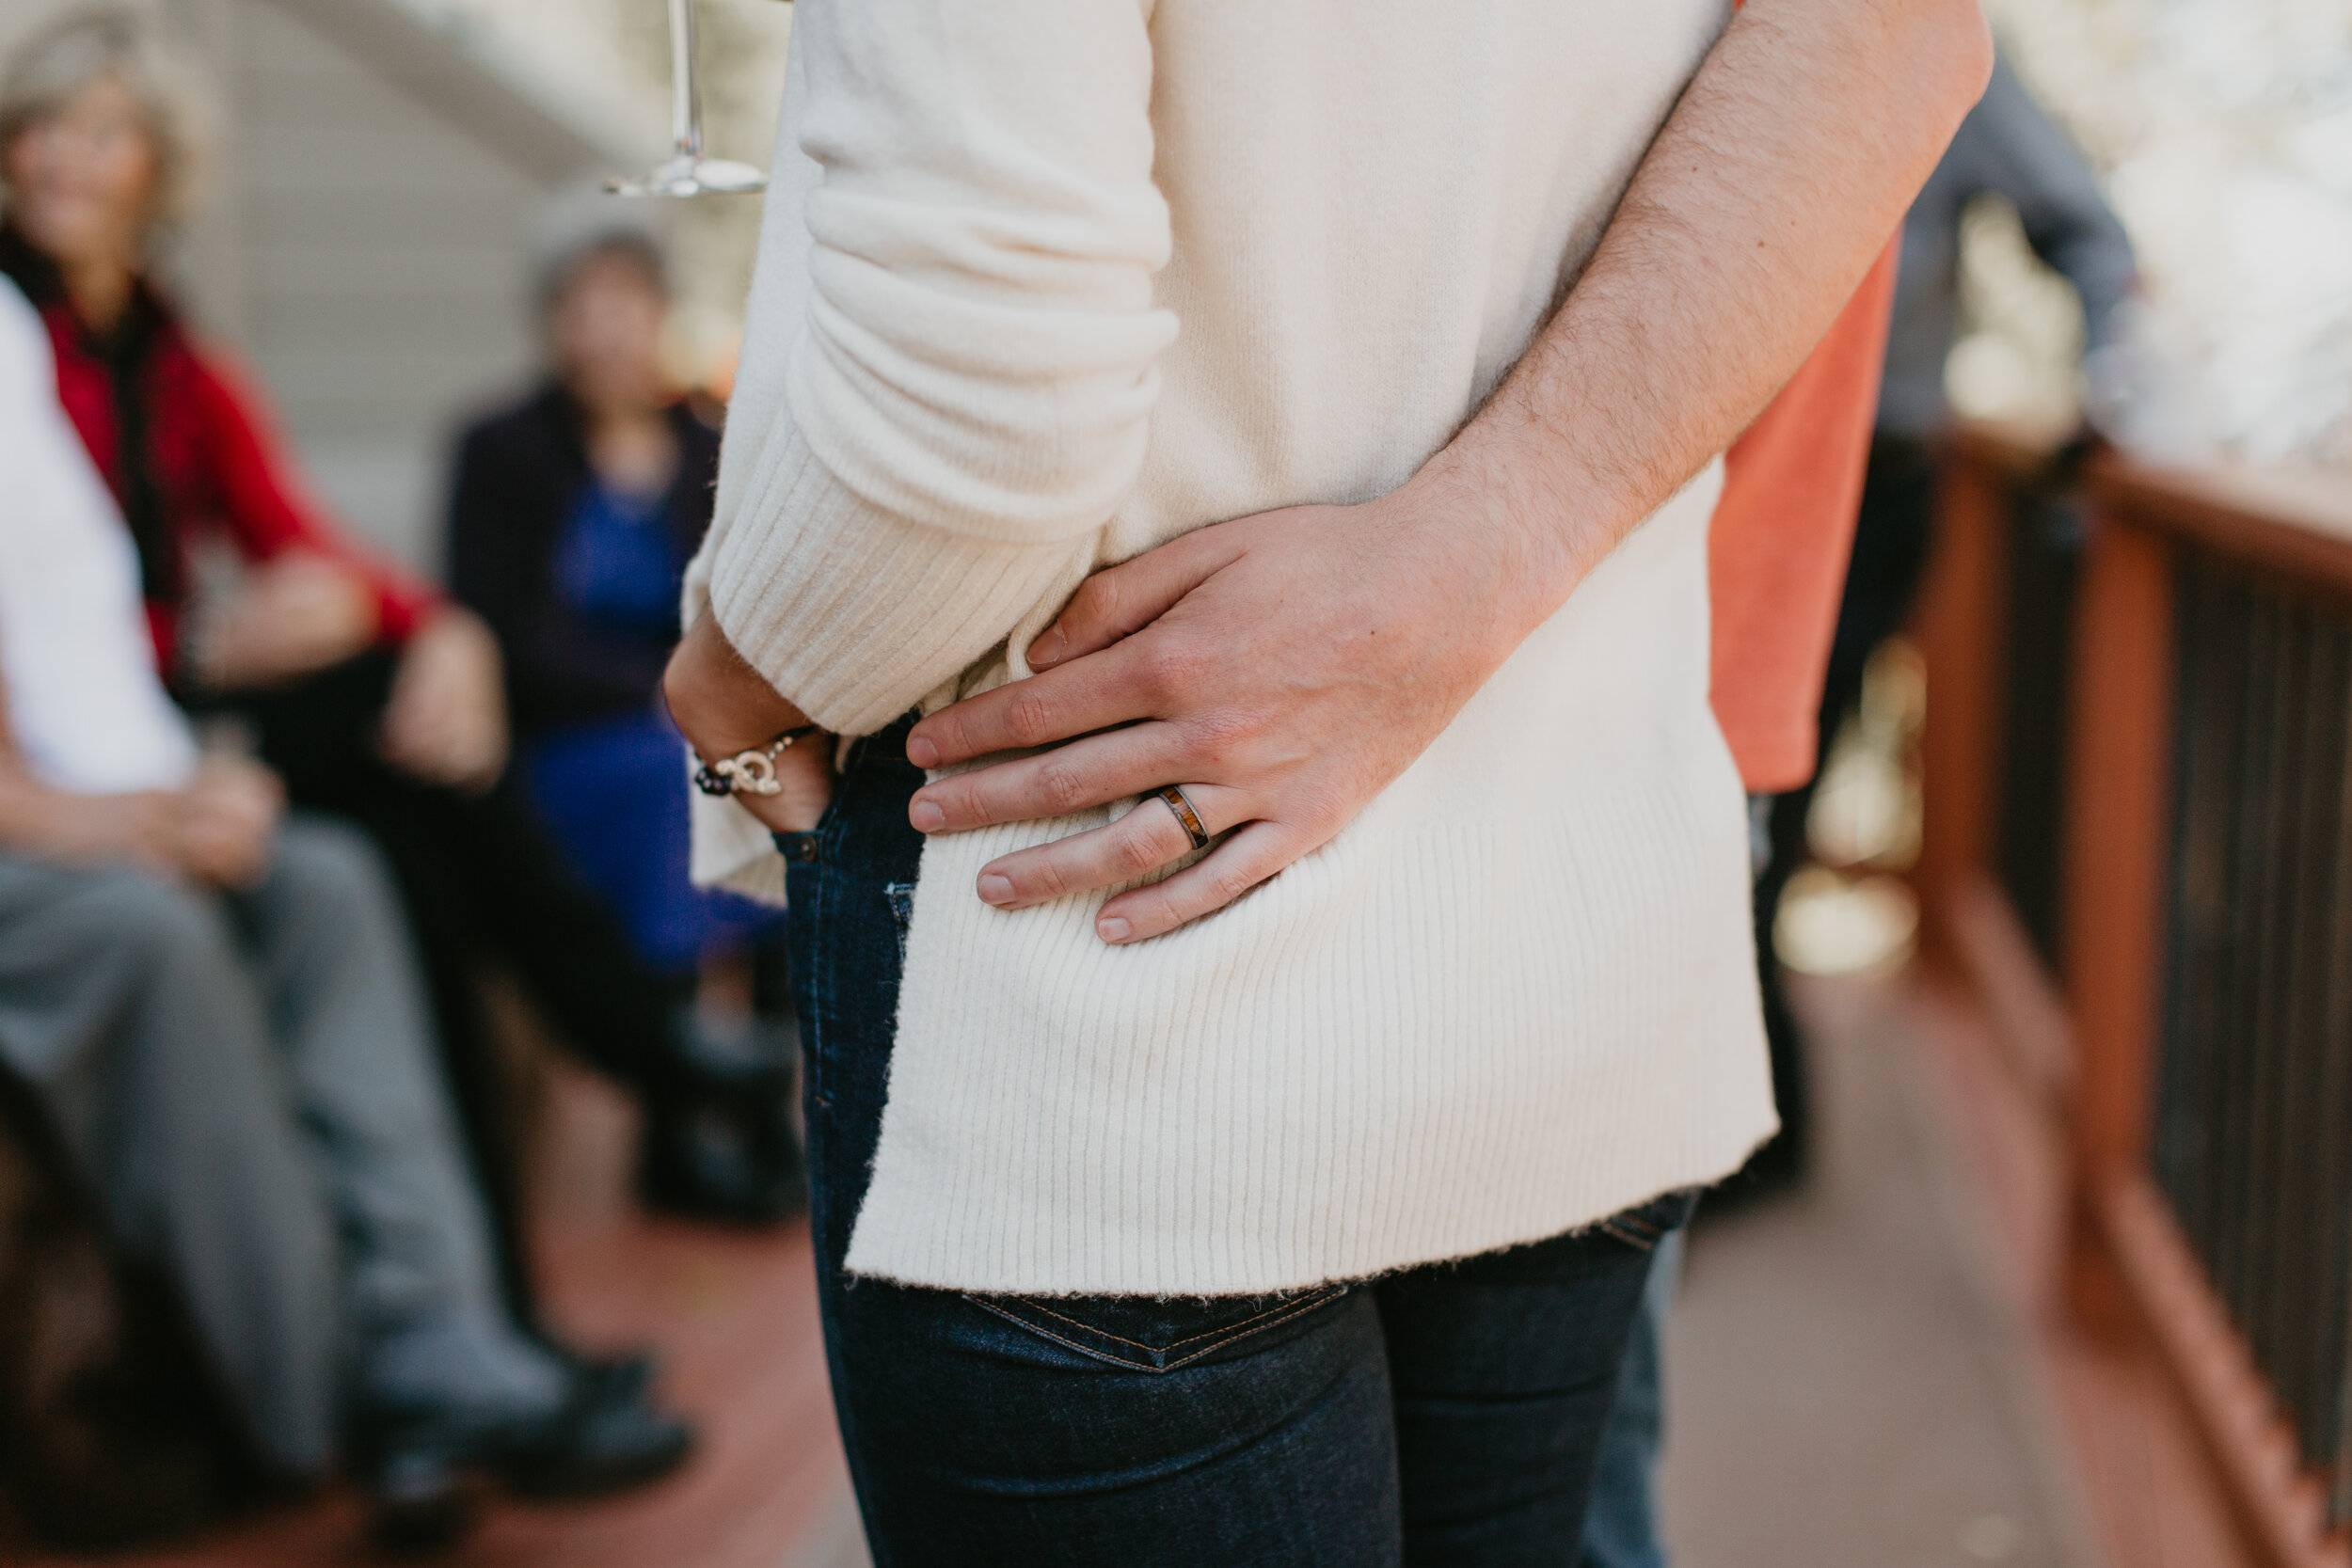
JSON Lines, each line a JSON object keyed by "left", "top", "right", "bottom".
{"left": 1917, "top": 438, "right": 2015, "bottom": 970}
{"left": 2061, "top": 493, "right": 2177, "bottom": 1332}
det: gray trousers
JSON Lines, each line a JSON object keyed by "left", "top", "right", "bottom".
{"left": 0, "top": 816, "right": 505, "bottom": 1472}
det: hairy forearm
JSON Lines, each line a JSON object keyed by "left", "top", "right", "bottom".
{"left": 1440, "top": 0, "right": 1991, "bottom": 635}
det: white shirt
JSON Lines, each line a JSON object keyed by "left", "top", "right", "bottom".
{"left": 0, "top": 277, "right": 199, "bottom": 795}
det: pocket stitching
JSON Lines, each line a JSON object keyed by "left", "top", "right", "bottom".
{"left": 883, "top": 880, "right": 915, "bottom": 960}
{"left": 965, "top": 1285, "right": 1344, "bottom": 1372}
{"left": 1007, "top": 1283, "right": 1341, "bottom": 1355}
{"left": 1599, "top": 1219, "right": 1659, "bottom": 1250}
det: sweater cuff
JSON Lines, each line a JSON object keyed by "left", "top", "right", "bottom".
{"left": 706, "top": 423, "right": 1098, "bottom": 737}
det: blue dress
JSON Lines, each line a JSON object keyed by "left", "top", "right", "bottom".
{"left": 517, "top": 479, "right": 781, "bottom": 974}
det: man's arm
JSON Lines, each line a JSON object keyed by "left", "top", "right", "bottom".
{"left": 1428, "top": 0, "right": 1991, "bottom": 624}
{"left": 902, "top": 0, "right": 1994, "bottom": 942}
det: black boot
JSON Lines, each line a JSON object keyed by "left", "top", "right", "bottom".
{"left": 639, "top": 1011, "right": 806, "bottom": 1225}
{"left": 350, "top": 1344, "right": 693, "bottom": 1548}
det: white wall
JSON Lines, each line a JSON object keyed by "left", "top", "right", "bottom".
{"left": 199, "top": 0, "right": 557, "bottom": 569}
{"left": 3, "top": 0, "right": 636, "bottom": 573}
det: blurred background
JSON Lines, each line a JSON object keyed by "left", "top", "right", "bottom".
{"left": 0, "top": 0, "right": 2346, "bottom": 1564}
{"left": 0, "top": 0, "right": 792, "bottom": 571}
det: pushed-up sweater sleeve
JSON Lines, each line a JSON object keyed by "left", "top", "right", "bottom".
{"left": 704, "top": 0, "right": 1176, "bottom": 738}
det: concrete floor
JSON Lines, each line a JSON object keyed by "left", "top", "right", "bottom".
{"left": 1660, "top": 973, "right": 2103, "bottom": 1568}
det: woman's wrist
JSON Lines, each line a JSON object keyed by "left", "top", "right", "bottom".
{"left": 664, "top": 612, "right": 815, "bottom": 761}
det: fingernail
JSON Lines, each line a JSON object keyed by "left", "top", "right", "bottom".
{"left": 1030, "top": 626, "right": 1066, "bottom": 668}
{"left": 977, "top": 873, "right": 1014, "bottom": 905}
{"left": 1096, "top": 915, "right": 1131, "bottom": 943}
{"left": 907, "top": 736, "right": 939, "bottom": 768}
{"left": 910, "top": 799, "right": 946, "bottom": 832}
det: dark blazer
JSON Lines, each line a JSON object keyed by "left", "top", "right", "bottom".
{"left": 446, "top": 387, "right": 721, "bottom": 736}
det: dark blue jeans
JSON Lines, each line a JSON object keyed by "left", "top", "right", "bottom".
{"left": 782, "top": 721, "right": 1690, "bottom": 1566}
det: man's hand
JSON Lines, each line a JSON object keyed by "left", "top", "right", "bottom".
{"left": 174, "top": 757, "right": 283, "bottom": 888}
{"left": 663, "top": 613, "right": 834, "bottom": 834}
{"left": 378, "top": 608, "right": 509, "bottom": 793}
{"left": 903, "top": 464, "right": 1537, "bottom": 943}
{"left": 195, "top": 553, "right": 380, "bottom": 689}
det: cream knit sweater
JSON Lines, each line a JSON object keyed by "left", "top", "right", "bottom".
{"left": 689, "top": 0, "right": 1776, "bottom": 1295}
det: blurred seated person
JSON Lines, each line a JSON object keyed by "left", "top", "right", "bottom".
{"left": 0, "top": 8, "right": 800, "bottom": 1253}
{"left": 448, "top": 228, "right": 785, "bottom": 988}
{"left": 0, "top": 270, "right": 691, "bottom": 1545}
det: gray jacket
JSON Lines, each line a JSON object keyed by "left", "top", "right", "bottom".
{"left": 1879, "top": 52, "right": 2137, "bottom": 437}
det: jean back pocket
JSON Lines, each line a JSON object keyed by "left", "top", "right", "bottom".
{"left": 965, "top": 1284, "right": 1348, "bottom": 1374}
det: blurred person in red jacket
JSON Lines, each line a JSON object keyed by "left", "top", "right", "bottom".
{"left": 0, "top": 8, "right": 799, "bottom": 1287}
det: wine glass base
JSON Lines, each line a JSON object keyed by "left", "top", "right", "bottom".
{"left": 603, "top": 155, "right": 767, "bottom": 198}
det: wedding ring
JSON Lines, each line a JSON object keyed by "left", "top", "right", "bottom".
{"left": 1155, "top": 784, "right": 1212, "bottom": 851}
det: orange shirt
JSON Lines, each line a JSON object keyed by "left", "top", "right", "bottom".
{"left": 1709, "top": 236, "right": 1899, "bottom": 793}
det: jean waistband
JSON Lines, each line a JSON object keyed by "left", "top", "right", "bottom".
{"left": 847, "top": 712, "right": 920, "bottom": 768}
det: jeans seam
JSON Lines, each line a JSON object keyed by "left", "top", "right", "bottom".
{"left": 801, "top": 747, "right": 872, "bottom": 1107}
{"left": 804, "top": 859, "right": 830, "bottom": 1106}
{"left": 884, "top": 881, "right": 915, "bottom": 963}
{"left": 963, "top": 1288, "right": 1344, "bottom": 1374}
{"left": 997, "top": 1285, "right": 1343, "bottom": 1356}
{"left": 1599, "top": 1217, "right": 1661, "bottom": 1250}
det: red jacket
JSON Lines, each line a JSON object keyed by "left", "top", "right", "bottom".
{"left": 2, "top": 232, "right": 433, "bottom": 673}
{"left": 1709, "top": 237, "right": 1900, "bottom": 794}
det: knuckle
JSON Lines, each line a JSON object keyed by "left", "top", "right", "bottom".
{"left": 1136, "top": 640, "right": 1205, "bottom": 704}
{"left": 1114, "top": 825, "right": 1168, "bottom": 878}
{"left": 1025, "top": 857, "right": 1072, "bottom": 900}
{"left": 1211, "top": 863, "right": 1259, "bottom": 903}
{"left": 1073, "top": 574, "right": 1118, "bottom": 629}
{"left": 1183, "top": 709, "right": 1255, "bottom": 768}
{"left": 936, "top": 783, "right": 984, "bottom": 827}
{"left": 1035, "top": 760, "right": 1088, "bottom": 815}
{"left": 1003, "top": 693, "right": 1054, "bottom": 748}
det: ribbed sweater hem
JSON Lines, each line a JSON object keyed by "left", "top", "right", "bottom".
{"left": 707, "top": 423, "right": 1095, "bottom": 739}
{"left": 844, "top": 1140, "right": 1775, "bottom": 1299}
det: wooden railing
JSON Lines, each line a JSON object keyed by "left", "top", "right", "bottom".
{"left": 1917, "top": 422, "right": 2352, "bottom": 1568}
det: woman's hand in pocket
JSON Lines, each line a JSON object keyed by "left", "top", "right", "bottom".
{"left": 663, "top": 612, "right": 834, "bottom": 833}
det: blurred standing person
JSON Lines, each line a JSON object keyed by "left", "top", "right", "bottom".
{"left": 0, "top": 8, "right": 799, "bottom": 1265}
{"left": 449, "top": 226, "right": 802, "bottom": 1219}
{"left": 1743, "top": 49, "right": 2137, "bottom": 1193}
{"left": 0, "top": 271, "right": 691, "bottom": 1548}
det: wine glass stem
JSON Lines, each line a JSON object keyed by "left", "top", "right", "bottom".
{"left": 668, "top": 0, "right": 702, "bottom": 159}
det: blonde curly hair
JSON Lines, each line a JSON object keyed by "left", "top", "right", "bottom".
{"left": 0, "top": 7, "right": 217, "bottom": 245}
